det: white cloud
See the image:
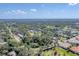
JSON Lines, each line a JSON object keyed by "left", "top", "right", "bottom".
{"left": 30, "top": 9, "right": 37, "bottom": 12}
{"left": 4, "top": 10, "right": 27, "bottom": 15}
{"left": 1, "top": 10, "right": 28, "bottom": 19}
{"left": 68, "top": 3, "right": 78, "bottom": 6}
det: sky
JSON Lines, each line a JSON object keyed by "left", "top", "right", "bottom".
{"left": 0, "top": 3, "right": 79, "bottom": 19}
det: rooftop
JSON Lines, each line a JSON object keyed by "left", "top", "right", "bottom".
{"left": 68, "top": 35, "right": 79, "bottom": 44}
{"left": 58, "top": 41, "right": 71, "bottom": 49}
{"left": 70, "top": 46, "right": 79, "bottom": 53}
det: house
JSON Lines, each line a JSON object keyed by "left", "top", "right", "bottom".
{"left": 56, "top": 30, "right": 64, "bottom": 36}
{"left": 13, "top": 30, "right": 24, "bottom": 38}
{"left": 70, "top": 29, "right": 79, "bottom": 37}
{"left": 52, "top": 37, "right": 59, "bottom": 43}
{"left": 17, "top": 33, "right": 24, "bottom": 38}
{"left": 70, "top": 46, "right": 79, "bottom": 54}
{"left": 7, "top": 51, "right": 16, "bottom": 56}
{"left": 68, "top": 35, "right": 79, "bottom": 44}
{"left": 58, "top": 41, "right": 71, "bottom": 49}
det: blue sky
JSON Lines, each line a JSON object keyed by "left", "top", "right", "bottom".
{"left": 0, "top": 3, "right": 79, "bottom": 19}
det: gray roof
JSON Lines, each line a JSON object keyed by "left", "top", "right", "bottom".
{"left": 8, "top": 51, "right": 16, "bottom": 56}
{"left": 0, "top": 36, "right": 5, "bottom": 43}
{"left": 68, "top": 37, "right": 79, "bottom": 44}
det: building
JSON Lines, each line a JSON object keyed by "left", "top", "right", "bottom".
{"left": 70, "top": 46, "right": 79, "bottom": 54}
{"left": 58, "top": 41, "right": 71, "bottom": 49}
{"left": 13, "top": 30, "right": 24, "bottom": 38}
{"left": 7, "top": 51, "right": 16, "bottom": 56}
{"left": 70, "top": 29, "right": 79, "bottom": 37}
{"left": 68, "top": 35, "right": 79, "bottom": 44}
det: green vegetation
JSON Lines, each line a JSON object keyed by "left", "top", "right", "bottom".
{"left": 41, "top": 47, "right": 78, "bottom": 56}
{"left": 0, "top": 22, "right": 78, "bottom": 56}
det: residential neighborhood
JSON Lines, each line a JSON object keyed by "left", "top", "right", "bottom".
{"left": 0, "top": 21, "right": 79, "bottom": 56}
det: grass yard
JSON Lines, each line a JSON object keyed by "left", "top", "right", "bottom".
{"left": 41, "top": 47, "right": 78, "bottom": 56}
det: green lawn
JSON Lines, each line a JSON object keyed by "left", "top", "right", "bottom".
{"left": 41, "top": 47, "right": 78, "bottom": 56}
{"left": 55, "top": 47, "right": 78, "bottom": 56}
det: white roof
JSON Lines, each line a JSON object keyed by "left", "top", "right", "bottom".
{"left": 68, "top": 36, "right": 79, "bottom": 44}
{"left": 58, "top": 41, "right": 71, "bottom": 48}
